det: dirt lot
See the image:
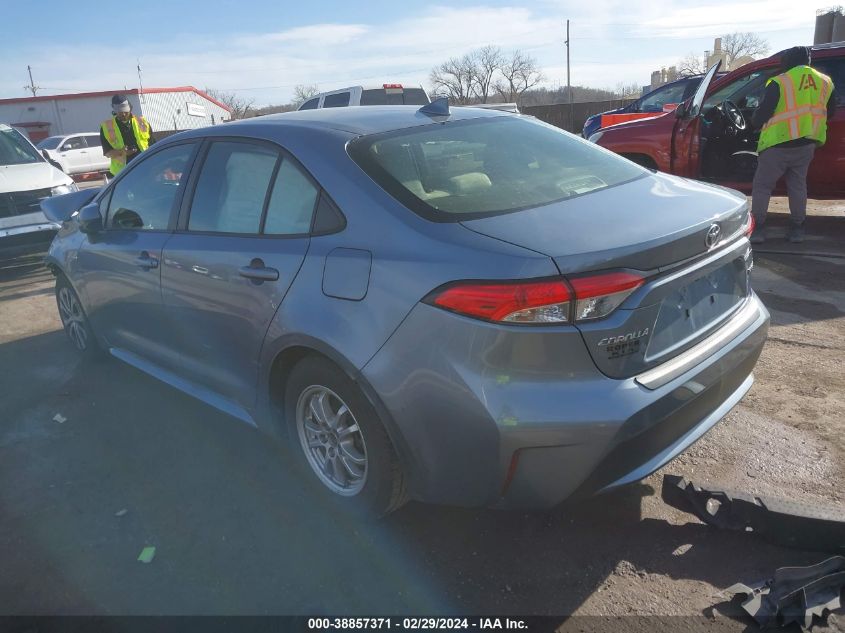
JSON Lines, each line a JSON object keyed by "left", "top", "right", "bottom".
{"left": 0, "top": 199, "right": 842, "bottom": 630}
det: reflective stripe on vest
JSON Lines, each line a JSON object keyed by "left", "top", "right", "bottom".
{"left": 757, "top": 66, "right": 833, "bottom": 152}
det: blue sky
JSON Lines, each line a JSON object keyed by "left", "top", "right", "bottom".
{"left": 1, "top": 1, "right": 824, "bottom": 105}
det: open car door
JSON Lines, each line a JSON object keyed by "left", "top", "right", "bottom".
{"left": 670, "top": 61, "right": 722, "bottom": 177}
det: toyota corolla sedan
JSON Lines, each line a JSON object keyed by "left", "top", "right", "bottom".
{"left": 43, "top": 104, "right": 768, "bottom": 515}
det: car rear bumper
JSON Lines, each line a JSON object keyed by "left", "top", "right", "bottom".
{"left": 362, "top": 293, "right": 769, "bottom": 509}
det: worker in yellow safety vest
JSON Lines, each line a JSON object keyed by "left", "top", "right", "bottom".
{"left": 750, "top": 46, "right": 836, "bottom": 244}
{"left": 99, "top": 94, "right": 154, "bottom": 177}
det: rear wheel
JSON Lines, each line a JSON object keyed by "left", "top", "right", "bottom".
{"left": 284, "top": 357, "right": 408, "bottom": 516}
{"left": 55, "top": 275, "right": 102, "bottom": 360}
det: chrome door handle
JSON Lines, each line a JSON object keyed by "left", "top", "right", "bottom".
{"left": 238, "top": 266, "right": 279, "bottom": 281}
{"left": 135, "top": 252, "right": 159, "bottom": 270}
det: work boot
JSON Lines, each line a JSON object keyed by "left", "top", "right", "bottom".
{"left": 749, "top": 226, "right": 766, "bottom": 244}
{"left": 787, "top": 222, "right": 805, "bottom": 243}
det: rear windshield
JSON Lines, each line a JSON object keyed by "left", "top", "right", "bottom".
{"left": 37, "top": 136, "right": 63, "bottom": 150}
{"left": 360, "top": 88, "right": 430, "bottom": 106}
{"left": 348, "top": 116, "right": 645, "bottom": 221}
{"left": 0, "top": 128, "right": 43, "bottom": 166}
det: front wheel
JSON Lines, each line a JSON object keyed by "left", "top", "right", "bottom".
{"left": 55, "top": 275, "right": 102, "bottom": 360}
{"left": 284, "top": 357, "right": 408, "bottom": 516}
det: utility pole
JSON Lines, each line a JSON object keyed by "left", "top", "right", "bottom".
{"left": 24, "top": 65, "right": 39, "bottom": 97}
{"left": 137, "top": 59, "right": 145, "bottom": 103}
{"left": 565, "top": 20, "right": 573, "bottom": 132}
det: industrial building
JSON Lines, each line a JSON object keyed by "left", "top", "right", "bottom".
{"left": 0, "top": 87, "right": 232, "bottom": 142}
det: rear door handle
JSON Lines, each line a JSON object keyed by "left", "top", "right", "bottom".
{"left": 239, "top": 266, "right": 279, "bottom": 281}
{"left": 135, "top": 251, "right": 159, "bottom": 270}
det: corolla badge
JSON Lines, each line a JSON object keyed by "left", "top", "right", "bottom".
{"left": 705, "top": 223, "right": 722, "bottom": 249}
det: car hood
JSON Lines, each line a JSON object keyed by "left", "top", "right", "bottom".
{"left": 460, "top": 171, "right": 748, "bottom": 274}
{"left": 0, "top": 162, "right": 72, "bottom": 193}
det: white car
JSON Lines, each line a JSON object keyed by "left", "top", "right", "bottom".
{"left": 297, "top": 84, "right": 430, "bottom": 110}
{"left": 37, "top": 133, "right": 109, "bottom": 175}
{"left": 1, "top": 124, "right": 77, "bottom": 244}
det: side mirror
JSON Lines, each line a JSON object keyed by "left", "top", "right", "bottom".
{"left": 675, "top": 102, "right": 687, "bottom": 118}
{"left": 78, "top": 203, "right": 103, "bottom": 234}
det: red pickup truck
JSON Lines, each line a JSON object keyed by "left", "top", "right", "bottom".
{"left": 591, "top": 43, "right": 844, "bottom": 198}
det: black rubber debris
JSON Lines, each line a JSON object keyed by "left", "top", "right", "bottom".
{"left": 661, "top": 474, "right": 845, "bottom": 554}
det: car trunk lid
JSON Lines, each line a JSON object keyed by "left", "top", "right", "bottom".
{"left": 461, "top": 172, "right": 752, "bottom": 379}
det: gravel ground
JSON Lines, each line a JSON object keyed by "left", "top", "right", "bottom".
{"left": 0, "top": 199, "right": 842, "bottom": 630}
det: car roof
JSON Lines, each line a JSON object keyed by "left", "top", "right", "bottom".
{"left": 224, "top": 105, "right": 511, "bottom": 137}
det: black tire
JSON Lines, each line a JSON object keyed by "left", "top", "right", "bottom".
{"left": 55, "top": 274, "right": 103, "bottom": 360}
{"left": 284, "top": 356, "right": 408, "bottom": 516}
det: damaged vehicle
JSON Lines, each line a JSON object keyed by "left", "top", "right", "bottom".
{"left": 590, "top": 43, "right": 844, "bottom": 197}
{"left": 43, "top": 103, "right": 768, "bottom": 515}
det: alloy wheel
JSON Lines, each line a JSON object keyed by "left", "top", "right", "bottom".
{"left": 58, "top": 286, "right": 88, "bottom": 351}
{"left": 296, "top": 386, "right": 368, "bottom": 496}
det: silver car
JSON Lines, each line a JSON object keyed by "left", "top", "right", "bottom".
{"left": 43, "top": 105, "right": 768, "bottom": 515}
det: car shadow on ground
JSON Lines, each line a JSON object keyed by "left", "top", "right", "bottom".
{"left": 0, "top": 329, "right": 825, "bottom": 621}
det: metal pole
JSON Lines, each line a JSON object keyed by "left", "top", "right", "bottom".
{"left": 566, "top": 20, "right": 573, "bottom": 132}
{"left": 25, "top": 65, "right": 38, "bottom": 96}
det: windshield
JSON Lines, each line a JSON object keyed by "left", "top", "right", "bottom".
{"left": 349, "top": 116, "right": 645, "bottom": 221}
{"left": 0, "top": 128, "right": 44, "bottom": 166}
{"left": 37, "top": 136, "right": 63, "bottom": 150}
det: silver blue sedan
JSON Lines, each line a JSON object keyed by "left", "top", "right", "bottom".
{"left": 43, "top": 104, "right": 768, "bottom": 515}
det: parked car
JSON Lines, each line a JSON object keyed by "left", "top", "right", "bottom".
{"left": 37, "top": 133, "right": 109, "bottom": 175}
{"left": 298, "top": 84, "right": 430, "bottom": 110}
{"left": 582, "top": 74, "right": 726, "bottom": 139}
{"left": 43, "top": 105, "right": 768, "bottom": 515}
{"left": 0, "top": 124, "right": 77, "bottom": 247}
{"left": 590, "top": 43, "right": 844, "bottom": 196}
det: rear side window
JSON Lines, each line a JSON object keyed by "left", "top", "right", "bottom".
{"left": 360, "top": 88, "right": 430, "bottom": 106}
{"left": 84, "top": 135, "right": 102, "bottom": 149}
{"left": 188, "top": 142, "right": 279, "bottom": 234}
{"left": 323, "top": 92, "right": 351, "bottom": 108}
{"left": 107, "top": 144, "right": 194, "bottom": 230}
{"left": 299, "top": 98, "right": 319, "bottom": 110}
{"left": 349, "top": 116, "right": 645, "bottom": 222}
{"left": 264, "top": 160, "right": 319, "bottom": 234}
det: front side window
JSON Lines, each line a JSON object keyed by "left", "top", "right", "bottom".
{"left": 814, "top": 57, "right": 844, "bottom": 104}
{"left": 349, "top": 116, "right": 645, "bottom": 221}
{"left": 188, "top": 142, "right": 279, "bottom": 234}
{"left": 704, "top": 71, "right": 775, "bottom": 110}
{"left": 299, "top": 98, "right": 319, "bottom": 110}
{"left": 0, "top": 128, "right": 43, "bottom": 165}
{"left": 107, "top": 143, "right": 194, "bottom": 231}
{"left": 639, "top": 82, "right": 689, "bottom": 112}
{"left": 62, "top": 137, "right": 85, "bottom": 151}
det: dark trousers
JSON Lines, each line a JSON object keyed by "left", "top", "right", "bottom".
{"left": 751, "top": 143, "right": 816, "bottom": 225}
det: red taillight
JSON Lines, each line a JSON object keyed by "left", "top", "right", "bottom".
{"left": 383, "top": 83, "right": 403, "bottom": 89}
{"left": 428, "top": 279, "right": 571, "bottom": 324}
{"left": 745, "top": 213, "right": 756, "bottom": 237}
{"left": 568, "top": 272, "right": 644, "bottom": 321}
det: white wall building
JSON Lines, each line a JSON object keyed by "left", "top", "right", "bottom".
{"left": 0, "top": 87, "right": 232, "bottom": 142}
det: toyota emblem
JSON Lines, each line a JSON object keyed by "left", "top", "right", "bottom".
{"left": 705, "top": 224, "right": 722, "bottom": 249}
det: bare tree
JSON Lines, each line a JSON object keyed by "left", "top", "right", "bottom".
{"left": 678, "top": 52, "right": 707, "bottom": 76}
{"left": 494, "top": 50, "right": 544, "bottom": 104}
{"left": 614, "top": 82, "right": 641, "bottom": 98}
{"left": 721, "top": 32, "right": 770, "bottom": 69}
{"left": 470, "top": 45, "right": 503, "bottom": 103}
{"left": 293, "top": 84, "right": 319, "bottom": 108}
{"left": 430, "top": 54, "right": 476, "bottom": 104}
{"left": 204, "top": 87, "right": 255, "bottom": 120}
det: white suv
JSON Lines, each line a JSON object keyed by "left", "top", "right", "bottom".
{"left": 37, "top": 133, "right": 109, "bottom": 175}
{"left": 1, "top": 124, "right": 77, "bottom": 244}
{"left": 298, "top": 84, "right": 430, "bottom": 110}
